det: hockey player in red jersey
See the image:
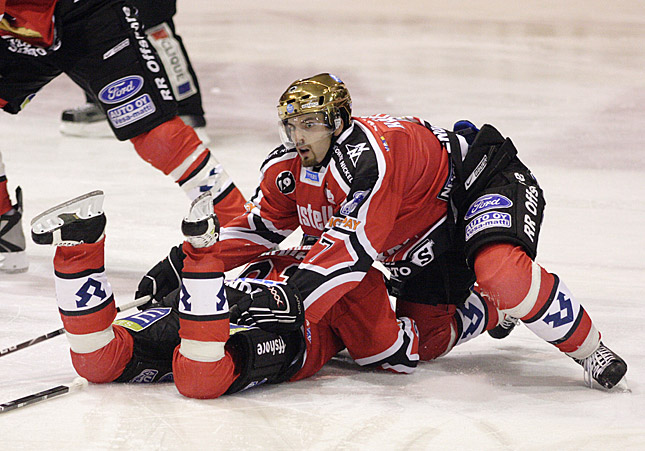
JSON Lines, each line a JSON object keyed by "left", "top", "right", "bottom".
{"left": 138, "top": 73, "right": 627, "bottom": 389}
{"left": 30, "top": 190, "right": 420, "bottom": 398}
{"left": 0, "top": 0, "right": 245, "bottom": 272}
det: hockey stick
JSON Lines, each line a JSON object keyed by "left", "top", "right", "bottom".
{"left": 0, "top": 377, "right": 88, "bottom": 414}
{"left": 0, "top": 295, "right": 151, "bottom": 358}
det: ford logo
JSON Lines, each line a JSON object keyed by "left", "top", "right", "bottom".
{"left": 98, "top": 75, "right": 144, "bottom": 104}
{"left": 465, "top": 194, "right": 512, "bottom": 220}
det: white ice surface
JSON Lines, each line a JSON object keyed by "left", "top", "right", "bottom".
{"left": 1, "top": 1, "right": 644, "bottom": 449}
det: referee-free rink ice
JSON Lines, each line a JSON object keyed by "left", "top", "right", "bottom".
{"left": 1, "top": 0, "right": 644, "bottom": 449}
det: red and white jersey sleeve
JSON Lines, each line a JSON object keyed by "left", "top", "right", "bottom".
{"left": 214, "top": 146, "right": 302, "bottom": 271}
{"left": 291, "top": 116, "right": 451, "bottom": 322}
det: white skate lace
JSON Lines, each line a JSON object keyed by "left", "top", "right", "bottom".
{"left": 579, "top": 345, "right": 615, "bottom": 388}
{"left": 500, "top": 316, "right": 520, "bottom": 329}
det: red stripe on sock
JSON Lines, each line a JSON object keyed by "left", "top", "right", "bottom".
{"left": 182, "top": 242, "right": 225, "bottom": 273}
{"left": 555, "top": 308, "right": 597, "bottom": 354}
{"left": 60, "top": 301, "right": 117, "bottom": 335}
{"left": 54, "top": 239, "right": 105, "bottom": 275}
{"left": 179, "top": 316, "right": 230, "bottom": 343}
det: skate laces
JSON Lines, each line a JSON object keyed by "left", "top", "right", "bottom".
{"left": 500, "top": 316, "right": 520, "bottom": 330}
{"left": 578, "top": 344, "right": 616, "bottom": 388}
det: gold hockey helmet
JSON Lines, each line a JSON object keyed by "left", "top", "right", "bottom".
{"left": 277, "top": 73, "right": 352, "bottom": 130}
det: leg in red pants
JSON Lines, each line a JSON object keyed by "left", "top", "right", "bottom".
{"left": 397, "top": 291, "right": 501, "bottom": 362}
{"left": 130, "top": 117, "right": 246, "bottom": 225}
{"left": 474, "top": 243, "right": 627, "bottom": 388}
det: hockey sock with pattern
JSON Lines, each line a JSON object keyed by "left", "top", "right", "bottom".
{"left": 474, "top": 243, "right": 600, "bottom": 358}
{"left": 130, "top": 117, "right": 245, "bottom": 224}
{"left": 173, "top": 242, "right": 237, "bottom": 398}
{"left": 54, "top": 239, "right": 133, "bottom": 383}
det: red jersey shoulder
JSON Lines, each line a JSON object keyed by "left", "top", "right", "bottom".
{"left": 260, "top": 146, "right": 301, "bottom": 197}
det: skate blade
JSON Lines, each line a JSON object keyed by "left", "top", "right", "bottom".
{"left": 31, "top": 191, "right": 105, "bottom": 234}
{"left": 185, "top": 191, "right": 214, "bottom": 223}
{"left": 611, "top": 377, "right": 632, "bottom": 393}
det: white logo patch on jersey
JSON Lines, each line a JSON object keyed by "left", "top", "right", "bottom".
{"left": 345, "top": 143, "right": 368, "bottom": 166}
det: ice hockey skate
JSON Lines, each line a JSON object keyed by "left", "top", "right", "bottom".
{"left": 0, "top": 187, "right": 29, "bottom": 273}
{"left": 573, "top": 342, "right": 627, "bottom": 389}
{"left": 59, "top": 102, "right": 114, "bottom": 138}
{"left": 31, "top": 190, "right": 106, "bottom": 246}
{"left": 181, "top": 191, "right": 220, "bottom": 248}
{"left": 488, "top": 315, "right": 520, "bottom": 339}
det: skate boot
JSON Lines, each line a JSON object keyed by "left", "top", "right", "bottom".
{"left": 0, "top": 187, "right": 29, "bottom": 273}
{"left": 181, "top": 191, "right": 219, "bottom": 249}
{"left": 60, "top": 102, "right": 113, "bottom": 138}
{"left": 180, "top": 114, "right": 211, "bottom": 147}
{"left": 31, "top": 190, "right": 106, "bottom": 246}
{"left": 488, "top": 315, "right": 520, "bottom": 339}
{"left": 572, "top": 342, "right": 627, "bottom": 389}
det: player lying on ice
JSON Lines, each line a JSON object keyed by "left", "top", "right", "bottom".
{"left": 135, "top": 73, "right": 627, "bottom": 390}
{"left": 31, "top": 190, "right": 422, "bottom": 398}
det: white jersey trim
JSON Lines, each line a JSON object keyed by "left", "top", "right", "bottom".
{"left": 303, "top": 272, "right": 364, "bottom": 311}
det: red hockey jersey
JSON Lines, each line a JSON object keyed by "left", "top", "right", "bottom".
{"left": 215, "top": 115, "right": 465, "bottom": 322}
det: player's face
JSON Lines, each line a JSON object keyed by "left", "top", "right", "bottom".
{"left": 280, "top": 112, "right": 334, "bottom": 167}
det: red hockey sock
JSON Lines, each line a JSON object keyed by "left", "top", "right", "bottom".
{"left": 130, "top": 116, "right": 204, "bottom": 177}
{"left": 0, "top": 175, "right": 11, "bottom": 215}
{"left": 474, "top": 243, "right": 600, "bottom": 357}
{"left": 53, "top": 239, "right": 134, "bottom": 383}
{"left": 173, "top": 242, "right": 237, "bottom": 398}
{"left": 129, "top": 117, "right": 246, "bottom": 224}
{"left": 474, "top": 243, "right": 554, "bottom": 315}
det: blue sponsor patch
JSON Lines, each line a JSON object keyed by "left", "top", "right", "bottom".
{"left": 465, "top": 194, "right": 513, "bottom": 220}
{"left": 107, "top": 94, "right": 156, "bottom": 128}
{"left": 98, "top": 75, "right": 144, "bottom": 104}
{"left": 465, "top": 211, "right": 512, "bottom": 241}
{"left": 340, "top": 190, "right": 369, "bottom": 216}
{"left": 304, "top": 170, "right": 320, "bottom": 182}
{"left": 113, "top": 307, "right": 171, "bottom": 332}
{"left": 286, "top": 103, "right": 295, "bottom": 114}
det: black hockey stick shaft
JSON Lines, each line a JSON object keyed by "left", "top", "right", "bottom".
{"left": 0, "top": 377, "right": 87, "bottom": 414}
{"left": 0, "top": 296, "right": 151, "bottom": 358}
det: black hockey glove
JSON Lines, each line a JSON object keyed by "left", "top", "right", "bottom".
{"left": 229, "top": 280, "right": 304, "bottom": 334}
{"left": 135, "top": 245, "right": 186, "bottom": 310}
